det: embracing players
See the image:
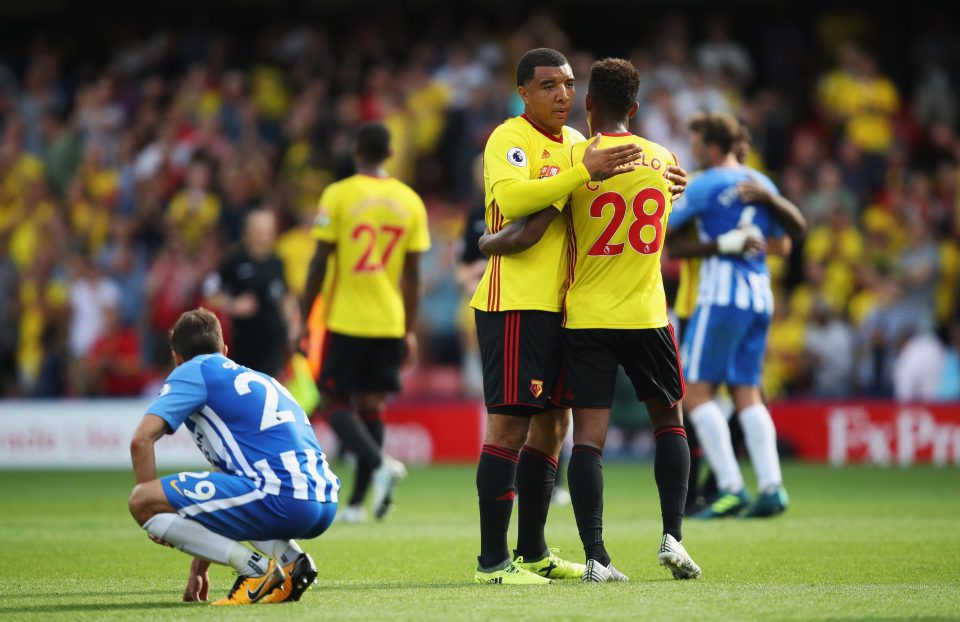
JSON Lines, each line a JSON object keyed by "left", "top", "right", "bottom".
{"left": 479, "top": 57, "right": 697, "bottom": 581}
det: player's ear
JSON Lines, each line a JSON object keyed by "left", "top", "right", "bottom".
{"left": 585, "top": 94, "right": 592, "bottom": 112}
{"left": 222, "top": 344, "right": 229, "bottom": 357}
{"left": 518, "top": 85, "right": 529, "bottom": 106}
{"left": 171, "top": 350, "right": 184, "bottom": 366}
{"left": 627, "top": 101, "right": 639, "bottom": 120}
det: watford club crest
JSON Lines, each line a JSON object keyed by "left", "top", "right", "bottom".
{"left": 529, "top": 379, "right": 544, "bottom": 399}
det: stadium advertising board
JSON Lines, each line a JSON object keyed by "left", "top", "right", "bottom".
{"left": 0, "top": 399, "right": 485, "bottom": 468}
{"left": 771, "top": 402, "right": 960, "bottom": 467}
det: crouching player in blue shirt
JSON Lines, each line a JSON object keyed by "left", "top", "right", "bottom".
{"left": 128, "top": 308, "right": 339, "bottom": 605}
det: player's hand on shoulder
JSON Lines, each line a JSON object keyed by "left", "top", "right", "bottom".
{"left": 582, "top": 135, "right": 643, "bottom": 181}
{"left": 665, "top": 153, "right": 687, "bottom": 201}
{"left": 736, "top": 180, "right": 773, "bottom": 205}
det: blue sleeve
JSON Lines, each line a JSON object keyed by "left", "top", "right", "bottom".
{"left": 668, "top": 177, "right": 708, "bottom": 230}
{"left": 758, "top": 173, "right": 786, "bottom": 238}
{"left": 145, "top": 361, "right": 207, "bottom": 433}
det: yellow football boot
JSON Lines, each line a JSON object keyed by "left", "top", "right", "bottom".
{"left": 260, "top": 554, "right": 318, "bottom": 604}
{"left": 513, "top": 549, "right": 586, "bottom": 580}
{"left": 474, "top": 558, "right": 552, "bottom": 585}
{"left": 211, "top": 560, "right": 285, "bottom": 606}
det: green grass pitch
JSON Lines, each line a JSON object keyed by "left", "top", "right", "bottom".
{"left": 1, "top": 463, "right": 958, "bottom": 621}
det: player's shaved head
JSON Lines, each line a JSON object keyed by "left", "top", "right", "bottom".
{"left": 588, "top": 58, "right": 641, "bottom": 119}
{"left": 689, "top": 112, "right": 740, "bottom": 155}
{"left": 170, "top": 308, "right": 225, "bottom": 361}
{"left": 356, "top": 122, "right": 391, "bottom": 164}
{"left": 517, "top": 48, "right": 569, "bottom": 86}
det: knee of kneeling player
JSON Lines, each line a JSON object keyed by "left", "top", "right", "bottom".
{"left": 129, "top": 484, "right": 153, "bottom": 525}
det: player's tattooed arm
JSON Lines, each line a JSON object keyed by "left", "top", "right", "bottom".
{"left": 737, "top": 181, "right": 807, "bottom": 237}
{"left": 478, "top": 207, "right": 559, "bottom": 256}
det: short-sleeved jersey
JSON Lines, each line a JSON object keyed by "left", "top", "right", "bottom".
{"left": 312, "top": 174, "right": 431, "bottom": 338}
{"left": 669, "top": 166, "right": 784, "bottom": 313}
{"left": 469, "top": 115, "right": 587, "bottom": 313}
{"left": 146, "top": 354, "right": 340, "bottom": 502}
{"left": 563, "top": 133, "right": 676, "bottom": 329}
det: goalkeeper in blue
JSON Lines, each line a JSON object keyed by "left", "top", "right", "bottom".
{"left": 128, "top": 308, "right": 340, "bottom": 605}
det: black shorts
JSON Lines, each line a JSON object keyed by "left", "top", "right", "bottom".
{"left": 555, "top": 325, "right": 685, "bottom": 409}
{"left": 475, "top": 309, "right": 561, "bottom": 416}
{"left": 317, "top": 331, "right": 403, "bottom": 395}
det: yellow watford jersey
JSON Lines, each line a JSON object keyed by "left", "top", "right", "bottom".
{"left": 674, "top": 252, "right": 701, "bottom": 320}
{"left": 469, "top": 115, "right": 587, "bottom": 313}
{"left": 312, "top": 174, "right": 431, "bottom": 338}
{"left": 564, "top": 133, "right": 675, "bottom": 329}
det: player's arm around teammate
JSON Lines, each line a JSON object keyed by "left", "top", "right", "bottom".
{"left": 479, "top": 164, "right": 690, "bottom": 257}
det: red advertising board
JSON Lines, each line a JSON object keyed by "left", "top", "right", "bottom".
{"left": 770, "top": 402, "right": 960, "bottom": 466}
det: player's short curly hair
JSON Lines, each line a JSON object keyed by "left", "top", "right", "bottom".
{"left": 517, "top": 48, "right": 569, "bottom": 86}
{"left": 170, "top": 308, "right": 224, "bottom": 361}
{"left": 588, "top": 58, "right": 641, "bottom": 120}
{"left": 356, "top": 122, "right": 391, "bottom": 163}
{"left": 688, "top": 112, "right": 740, "bottom": 154}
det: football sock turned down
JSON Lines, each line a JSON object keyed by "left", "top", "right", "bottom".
{"left": 476, "top": 444, "right": 519, "bottom": 568}
{"left": 738, "top": 403, "right": 783, "bottom": 492}
{"left": 688, "top": 400, "right": 744, "bottom": 493}
{"left": 143, "top": 513, "right": 269, "bottom": 577}
{"left": 514, "top": 445, "right": 558, "bottom": 560}
{"left": 348, "top": 409, "right": 386, "bottom": 506}
{"left": 654, "top": 426, "right": 690, "bottom": 541}
{"left": 250, "top": 539, "right": 304, "bottom": 566}
{"left": 568, "top": 444, "right": 610, "bottom": 566}
{"left": 327, "top": 406, "right": 383, "bottom": 475}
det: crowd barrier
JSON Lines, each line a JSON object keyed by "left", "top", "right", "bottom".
{"left": 0, "top": 399, "right": 956, "bottom": 468}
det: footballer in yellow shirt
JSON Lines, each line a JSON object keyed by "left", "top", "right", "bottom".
{"left": 302, "top": 122, "right": 430, "bottom": 520}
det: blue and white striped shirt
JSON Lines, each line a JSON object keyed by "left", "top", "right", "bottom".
{"left": 669, "top": 165, "right": 784, "bottom": 315}
{"left": 147, "top": 353, "right": 339, "bottom": 503}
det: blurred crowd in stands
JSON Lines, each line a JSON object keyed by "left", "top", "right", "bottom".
{"left": 0, "top": 8, "right": 957, "bottom": 402}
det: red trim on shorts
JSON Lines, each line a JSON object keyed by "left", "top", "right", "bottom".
{"left": 520, "top": 445, "right": 559, "bottom": 469}
{"left": 654, "top": 426, "right": 687, "bottom": 439}
{"left": 503, "top": 312, "right": 513, "bottom": 404}
{"left": 666, "top": 320, "right": 686, "bottom": 403}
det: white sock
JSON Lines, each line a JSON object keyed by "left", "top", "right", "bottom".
{"left": 143, "top": 513, "right": 269, "bottom": 577}
{"left": 738, "top": 403, "right": 783, "bottom": 492}
{"left": 689, "top": 401, "right": 744, "bottom": 493}
{"left": 250, "top": 539, "right": 303, "bottom": 566}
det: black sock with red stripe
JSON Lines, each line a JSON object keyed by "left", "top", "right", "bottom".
{"left": 348, "top": 409, "right": 385, "bottom": 506}
{"left": 514, "top": 445, "right": 558, "bottom": 560}
{"left": 477, "top": 444, "right": 519, "bottom": 568}
{"left": 568, "top": 444, "right": 609, "bottom": 566}
{"left": 654, "top": 426, "right": 690, "bottom": 541}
